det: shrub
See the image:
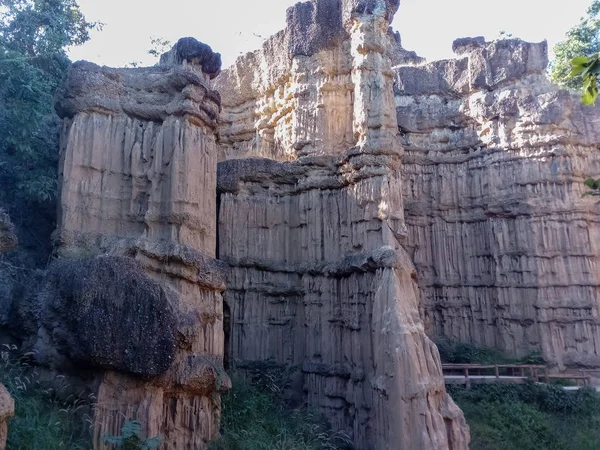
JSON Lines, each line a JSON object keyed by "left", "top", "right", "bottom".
{"left": 210, "top": 374, "right": 351, "bottom": 450}
{"left": 103, "top": 421, "right": 162, "bottom": 450}
{"left": 0, "top": 346, "right": 92, "bottom": 450}
{"left": 435, "top": 339, "right": 545, "bottom": 365}
{"left": 449, "top": 382, "right": 600, "bottom": 450}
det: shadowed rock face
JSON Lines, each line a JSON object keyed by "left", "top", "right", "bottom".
{"left": 38, "top": 257, "right": 177, "bottom": 377}
{"left": 0, "top": 211, "right": 16, "bottom": 450}
{"left": 287, "top": 0, "right": 345, "bottom": 56}
{"left": 160, "top": 37, "right": 222, "bottom": 79}
{"left": 0, "top": 384, "right": 14, "bottom": 450}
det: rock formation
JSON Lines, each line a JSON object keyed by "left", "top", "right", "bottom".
{"left": 395, "top": 37, "right": 600, "bottom": 369}
{"left": 216, "top": 1, "right": 469, "bottom": 449}
{"left": 25, "top": 0, "right": 600, "bottom": 448}
{"left": 0, "top": 210, "right": 15, "bottom": 450}
{"left": 216, "top": 0, "right": 420, "bottom": 162}
{"left": 44, "top": 38, "right": 229, "bottom": 449}
{"left": 0, "top": 384, "right": 14, "bottom": 450}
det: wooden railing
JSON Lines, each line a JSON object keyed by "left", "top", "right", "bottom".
{"left": 442, "top": 364, "right": 591, "bottom": 388}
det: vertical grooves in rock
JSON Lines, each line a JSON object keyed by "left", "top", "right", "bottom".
{"left": 53, "top": 41, "right": 229, "bottom": 450}
{"left": 215, "top": 1, "right": 470, "bottom": 449}
{"left": 395, "top": 37, "right": 600, "bottom": 368}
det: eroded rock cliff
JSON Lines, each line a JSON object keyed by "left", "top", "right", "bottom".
{"left": 0, "top": 384, "right": 14, "bottom": 450}
{"left": 217, "top": 1, "right": 469, "bottom": 449}
{"left": 395, "top": 37, "right": 600, "bottom": 368}
{"left": 42, "top": 38, "right": 229, "bottom": 449}
{"left": 0, "top": 211, "right": 15, "bottom": 450}
{"left": 215, "top": 0, "right": 421, "bottom": 162}
{"left": 28, "top": 0, "right": 600, "bottom": 448}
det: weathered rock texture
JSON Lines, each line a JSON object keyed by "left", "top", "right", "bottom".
{"left": 217, "top": 1, "right": 469, "bottom": 449}
{"left": 50, "top": 38, "right": 229, "bottom": 450}
{"left": 0, "top": 212, "right": 15, "bottom": 450}
{"left": 395, "top": 38, "right": 600, "bottom": 368}
{"left": 215, "top": 0, "right": 421, "bottom": 162}
{"left": 0, "top": 384, "right": 14, "bottom": 450}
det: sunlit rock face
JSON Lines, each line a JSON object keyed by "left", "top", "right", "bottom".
{"left": 215, "top": 0, "right": 421, "bottom": 162}
{"left": 216, "top": 1, "right": 470, "bottom": 449}
{"left": 53, "top": 38, "right": 229, "bottom": 450}
{"left": 395, "top": 37, "right": 600, "bottom": 369}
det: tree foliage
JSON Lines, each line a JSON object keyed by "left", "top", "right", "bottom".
{"left": 571, "top": 53, "right": 600, "bottom": 104}
{"left": 0, "top": 0, "right": 96, "bottom": 259}
{"left": 550, "top": 0, "right": 600, "bottom": 91}
{"left": 103, "top": 421, "right": 163, "bottom": 450}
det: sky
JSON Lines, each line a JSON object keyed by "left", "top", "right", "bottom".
{"left": 68, "top": 0, "right": 594, "bottom": 68}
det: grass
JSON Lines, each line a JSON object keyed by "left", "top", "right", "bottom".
{"left": 450, "top": 383, "right": 600, "bottom": 450}
{"left": 210, "top": 374, "right": 350, "bottom": 450}
{"left": 0, "top": 345, "right": 92, "bottom": 450}
{"left": 438, "top": 340, "right": 600, "bottom": 450}
{"left": 1, "top": 348, "right": 348, "bottom": 450}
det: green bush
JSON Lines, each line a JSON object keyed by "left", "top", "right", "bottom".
{"left": 103, "top": 421, "right": 162, "bottom": 450}
{"left": 0, "top": 346, "right": 92, "bottom": 450}
{"left": 210, "top": 374, "right": 350, "bottom": 450}
{"left": 435, "top": 339, "right": 545, "bottom": 365}
{"left": 449, "top": 383, "right": 600, "bottom": 450}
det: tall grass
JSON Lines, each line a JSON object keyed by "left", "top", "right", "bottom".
{"left": 0, "top": 345, "right": 92, "bottom": 450}
{"left": 210, "top": 374, "right": 351, "bottom": 450}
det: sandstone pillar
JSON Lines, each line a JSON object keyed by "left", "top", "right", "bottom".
{"left": 53, "top": 38, "right": 228, "bottom": 449}
{"left": 0, "top": 384, "right": 14, "bottom": 450}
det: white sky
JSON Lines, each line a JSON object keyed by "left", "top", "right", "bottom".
{"left": 68, "top": 0, "right": 593, "bottom": 68}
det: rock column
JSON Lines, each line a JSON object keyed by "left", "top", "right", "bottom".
{"left": 216, "top": 1, "right": 470, "bottom": 448}
{"left": 54, "top": 39, "right": 228, "bottom": 449}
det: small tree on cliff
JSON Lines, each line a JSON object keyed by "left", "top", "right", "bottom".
{"left": 0, "top": 0, "right": 98, "bottom": 258}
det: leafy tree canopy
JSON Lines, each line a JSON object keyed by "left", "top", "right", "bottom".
{"left": 0, "top": 0, "right": 96, "bottom": 260}
{"left": 550, "top": 0, "right": 600, "bottom": 91}
{"left": 0, "top": 0, "right": 96, "bottom": 56}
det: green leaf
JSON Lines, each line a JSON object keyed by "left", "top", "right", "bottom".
{"left": 103, "top": 435, "right": 124, "bottom": 445}
{"left": 142, "top": 436, "right": 164, "bottom": 450}
{"left": 572, "top": 55, "right": 591, "bottom": 66}
{"left": 121, "top": 420, "right": 142, "bottom": 438}
{"left": 582, "top": 87, "right": 596, "bottom": 104}
{"left": 571, "top": 64, "right": 587, "bottom": 76}
{"left": 584, "top": 178, "right": 600, "bottom": 189}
